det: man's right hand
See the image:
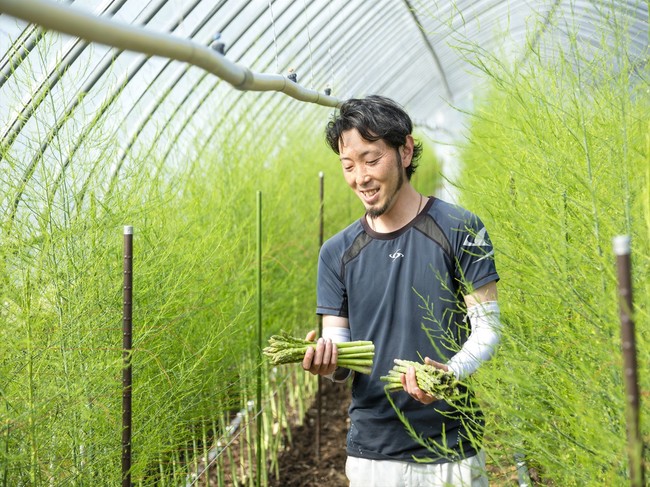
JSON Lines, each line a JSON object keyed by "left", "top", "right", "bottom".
{"left": 301, "top": 330, "right": 339, "bottom": 376}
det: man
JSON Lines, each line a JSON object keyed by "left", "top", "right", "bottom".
{"left": 302, "top": 95, "right": 501, "bottom": 486}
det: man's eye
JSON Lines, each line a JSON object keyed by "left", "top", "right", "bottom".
{"left": 367, "top": 159, "right": 379, "bottom": 165}
{"left": 343, "top": 165, "right": 353, "bottom": 172}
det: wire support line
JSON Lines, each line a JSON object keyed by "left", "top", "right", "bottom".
{"left": 186, "top": 369, "right": 296, "bottom": 486}
{"left": 302, "top": 0, "right": 315, "bottom": 90}
{"left": 401, "top": 0, "right": 453, "bottom": 101}
{"left": 0, "top": 0, "right": 342, "bottom": 108}
{"left": 267, "top": 0, "right": 279, "bottom": 74}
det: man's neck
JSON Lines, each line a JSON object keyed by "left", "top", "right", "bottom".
{"left": 367, "top": 185, "right": 423, "bottom": 233}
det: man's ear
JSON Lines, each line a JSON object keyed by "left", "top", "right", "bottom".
{"left": 400, "top": 135, "right": 415, "bottom": 167}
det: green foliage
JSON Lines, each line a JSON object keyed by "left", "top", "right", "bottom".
{"left": 412, "top": 132, "right": 443, "bottom": 197}
{"left": 0, "top": 100, "right": 350, "bottom": 483}
{"left": 455, "top": 6, "right": 649, "bottom": 485}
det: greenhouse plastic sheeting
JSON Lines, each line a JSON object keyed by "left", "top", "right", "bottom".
{"left": 1, "top": 0, "right": 647, "bottom": 181}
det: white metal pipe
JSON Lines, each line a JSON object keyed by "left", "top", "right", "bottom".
{"left": 0, "top": 0, "right": 342, "bottom": 108}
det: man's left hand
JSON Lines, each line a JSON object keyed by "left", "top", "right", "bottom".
{"left": 400, "top": 357, "right": 448, "bottom": 405}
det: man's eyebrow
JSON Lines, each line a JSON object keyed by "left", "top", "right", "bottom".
{"left": 340, "top": 149, "right": 380, "bottom": 161}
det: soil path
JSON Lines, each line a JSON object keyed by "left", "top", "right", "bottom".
{"left": 269, "top": 379, "right": 349, "bottom": 487}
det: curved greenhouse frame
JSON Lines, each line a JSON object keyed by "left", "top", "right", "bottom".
{"left": 1, "top": 0, "right": 648, "bottom": 485}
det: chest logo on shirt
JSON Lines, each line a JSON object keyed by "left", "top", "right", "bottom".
{"left": 389, "top": 249, "right": 404, "bottom": 260}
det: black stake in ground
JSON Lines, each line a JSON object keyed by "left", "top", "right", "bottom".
{"left": 613, "top": 235, "right": 644, "bottom": 487}
{"left": 316, "top": 172, "right": 324, "bottom": 461}
{"left": 122, "top": 226, "right": 133, "bottom": 487}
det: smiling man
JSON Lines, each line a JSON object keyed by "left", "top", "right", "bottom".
{"left": 302, "top": 95, "right": 501, "bottom": 487}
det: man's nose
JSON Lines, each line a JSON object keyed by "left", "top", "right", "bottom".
{"left": 355, "top": 166, "right": 369, "bottom": 185}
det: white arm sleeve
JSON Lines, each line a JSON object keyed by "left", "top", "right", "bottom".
{"left": 447, "top": 301, "right": 502, "bottom": 380}
{"left": 322, "top": 326, "right": 352, "bottom": 383}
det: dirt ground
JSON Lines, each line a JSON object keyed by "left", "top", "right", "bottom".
{"left": 268, "top": 379, "right": 350, "bottom": 487}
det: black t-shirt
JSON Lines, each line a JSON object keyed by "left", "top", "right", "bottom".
{"left": 317, "top": 197, "right": 499, "bottom": 463}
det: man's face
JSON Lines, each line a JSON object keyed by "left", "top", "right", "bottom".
{"left": 338, "top": 129, "right": 409, "bottom": 218}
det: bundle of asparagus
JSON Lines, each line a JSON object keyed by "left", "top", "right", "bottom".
{"left": 263, "top": 331, "right": 374, "bottom": 375}
{"left": 380, "top": 359, "right": 462, "bottom": 401}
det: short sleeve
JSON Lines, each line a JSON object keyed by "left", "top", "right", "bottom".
{"left": 316, "top": 241, "right": 348, "bottom": 317}
{"left": 453, "top": 212, "right": 499, "bottom": 294}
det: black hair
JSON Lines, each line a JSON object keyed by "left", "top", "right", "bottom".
{"left": 325, "top": 95, "right": 423, "bottom": 179}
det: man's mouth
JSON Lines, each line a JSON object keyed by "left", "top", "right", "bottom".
{"left": 360, "top": 189, "right": 379, "bottom": 201}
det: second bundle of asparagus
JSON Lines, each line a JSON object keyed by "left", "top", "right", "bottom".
{"left": 381, "top": 359, "right": 462, "bottom": 401}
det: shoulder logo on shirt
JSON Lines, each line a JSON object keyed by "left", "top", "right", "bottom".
{"left": 462, "top": 227, "right": 494, "bottom": 262}
{"left": 389, "top": 249, "right": 404, "bottom": 260}
{"left": 462, "top": 227, "right": 489, "bottom": 247}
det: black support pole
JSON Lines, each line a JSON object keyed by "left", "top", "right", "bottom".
{"left": 613, "top": 235, "right": 644, "bottom": 487}
{"left": 122, "top": 226, "right": 133, "bottom": 487}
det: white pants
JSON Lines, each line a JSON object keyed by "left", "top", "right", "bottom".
{"left": 345, "top": 451, "right": 488, "bottom": 487}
